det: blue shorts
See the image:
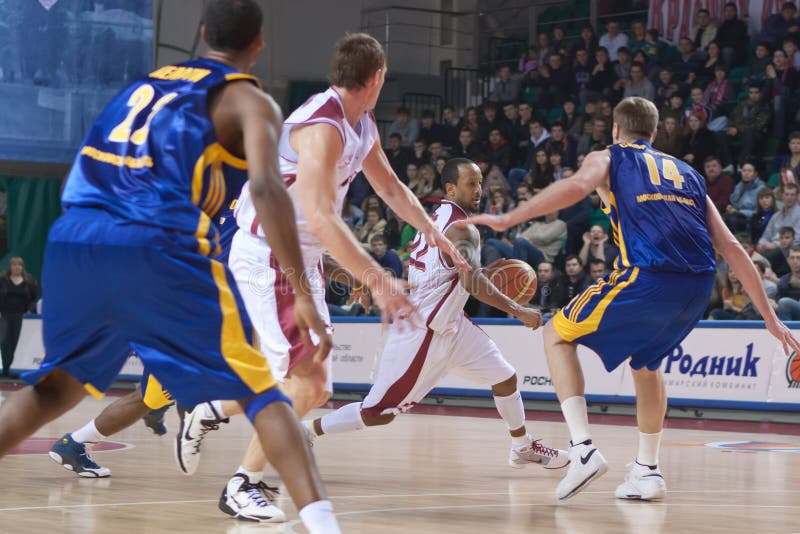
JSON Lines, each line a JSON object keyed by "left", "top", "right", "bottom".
{"left": 552, "top": 267, "right": 715, "bottom": 372}
{"left": 24, "top": 208, "right": 277, "bottom": 408}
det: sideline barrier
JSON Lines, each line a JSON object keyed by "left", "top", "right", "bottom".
{"left": 12, "top": 316, "right": 800, "bottom": 411}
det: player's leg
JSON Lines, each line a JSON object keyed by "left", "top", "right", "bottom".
{"left": 0, "top": 369, "right": 86, "bottom": 457}
{"left": 614, "top": 366, "right": 667, "bottom": 501}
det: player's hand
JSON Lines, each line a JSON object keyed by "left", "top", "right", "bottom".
{"left": 765, "top": 316, "right": 800, "bottom": 356}
{"left": 368, "top": 272, "right": 421, "bottom": 330}
{"left": 457, "top": 213, "right": 512, "bottom": 232}
{"left": 423, "top": 226, "right": 471, "bottom": 272}
{"left": 293, "top": 295, "right": 333, "bottom": 364}
{"left": 513, "top": 305, "right": 542, "bottom": 330}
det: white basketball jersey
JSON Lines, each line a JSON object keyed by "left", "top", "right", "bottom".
{"left": 407, "top": 200, "right": 475, "bottom": 333}
{"left": 234, "top": 87, "right": 378, "bottom": 264}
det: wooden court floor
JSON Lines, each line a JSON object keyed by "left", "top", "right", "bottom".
{"left": 0, "top": 390, "right": 798, "bottom": 533}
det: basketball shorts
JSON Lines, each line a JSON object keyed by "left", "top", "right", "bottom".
{"left": 140, "top": 371, "right": 174, "bottom": 410}
{"left": 228, "top": 230, "right": 333, "bottom": 390}
{"left": 23, "top": 208, "right": 278, "bottom": 409}
{"left": 552, "top": 267, "right": 715, "bottom": 372}
{"left": 361, "top": 314, "right": 515, "bottom": 417}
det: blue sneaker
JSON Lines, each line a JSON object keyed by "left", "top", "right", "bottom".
{"left": 143, "top": 403, "right": 174, "bottom": 436}
{"left": 49, "top": 433, "right": 111, "bottom": 478}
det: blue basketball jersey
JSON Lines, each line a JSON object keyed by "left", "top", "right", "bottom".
{"left": 61, "top": 58, "right": 259, "bottom": 256}
{"left": 605, "top": 141, "right": 716, "bottom": 273}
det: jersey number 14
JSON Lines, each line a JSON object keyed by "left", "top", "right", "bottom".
{"left": 643, "top": 153, "right": 685, "bottom": 190}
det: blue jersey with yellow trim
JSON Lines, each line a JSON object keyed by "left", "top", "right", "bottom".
{"left": 605, "top": 141, "right": 715, "bottom": 273}
{"left": 61, "top": 58, "right": 258, "bottom": 255}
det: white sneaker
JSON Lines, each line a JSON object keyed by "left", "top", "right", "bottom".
{"left": 175, "top": 402, "right": 228, "bottom": 475}
{"left": 615, "top": 461, "right": 667, "bottom": 500}
{"left": 556, "top": 440, "right": 609, "bottom": 500}
{"left": 509, "top": 436, "right": 569, "bottom": 469}
{"left": 219, "top": 473, "right": 287, "bottom": 523}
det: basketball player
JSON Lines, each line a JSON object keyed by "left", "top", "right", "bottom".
{"left": 464, "top": 97, "right": 800, "bottom": 501}
{"left": 173, "top": 33, "right": 469, "bottom": 522}
{"left": 302, "top": 158, "right": 569, "bottom": 471}
{"left": 0, "top": 1, "right": 343, "bottom": 531}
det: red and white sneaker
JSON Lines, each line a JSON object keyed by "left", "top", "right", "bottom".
{"left": 509, "top": 435, "right": 570, "bottom": 469}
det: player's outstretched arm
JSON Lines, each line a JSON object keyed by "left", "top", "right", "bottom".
{"left": 321, "top": 253, "right": 359, "bottom": 288}
{"left": 293, "top": 124, "right": 418, "bottom": 326}
{"left": 234, "top": 84, "right": 332, "bottom": 360}
{"left": 707, "top": 196, "right": 800, "bottom": 355}
{"left": 462, "top": 150, "right": 610, "bottom": 232}
{"left": 361, "top": 140, "right": 469, "bottom": 272}
{"left": 444, "top": 224, "right": 541, "bottom": 329}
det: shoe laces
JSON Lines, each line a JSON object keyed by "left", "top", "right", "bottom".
{"left": 191, "top": 420, "right": 224, "bottom": 453}
{"left": 242, "top": 480, "right": 280, "bottom": 508}
{"left": 80, "top": 444, "right": 102, "bottom": 468}
{"left": 529, "top": 439, "right": 560, "bottom": 458}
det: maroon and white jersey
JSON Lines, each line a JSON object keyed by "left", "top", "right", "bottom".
{"left": 234, "top": 87, "right": 379, "bottom": 264}
{"left": 406, "top": 200, "right": 476, "bottom": 333}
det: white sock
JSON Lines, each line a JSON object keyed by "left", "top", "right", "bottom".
{"left": 560, "top": 396, "right": 591, "bottom": 446}
{"left": 235, "top": 466, "right": 263, "bottom": 484}
{"left": 209, "top": 400, "right": 224, "bottom": 418}
{"left": 299, "top": 500, "right": 341, "bottom": 534}
{"left": 319, "top": 402, "right": 365, "bottom": 435}
{"left": 71, "top": 419, "right": 106, "bottom": 444}
{"left": 636, "top": 431, "right": 662, "bottom": 467}
{"left": 493, "top": 390, "right": 526, "bottom": 433}
{"left": 511, "top": 434, "right": 530, "bottom": 448}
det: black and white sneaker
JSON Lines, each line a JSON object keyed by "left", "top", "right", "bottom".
{"left": 218, "top": 473, "right": 287, "bottom": 523}
{"left": 174, "top": 402, "right": 228, "bottom": 475}
{"left": 615, "top": 461, "right": 666, "bottom": 500}
{"left": 556, "top": 439, "right": 609, "bottom": 500}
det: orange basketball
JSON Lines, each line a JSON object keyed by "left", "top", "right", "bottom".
{"left": 486, "top": 259, "right": 537, "bottom": 305}
{"left": 789, "top": 354, "right": 800, "bottom": 383}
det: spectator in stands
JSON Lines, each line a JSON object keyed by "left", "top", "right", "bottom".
{"left": 588, "top": 257, "right": 609, "bottom": 280}
{"left": 560, "top": 99, "right": 584, "bottom": 139}
{"left": 775, "top": 246, "right": 800, "bottom": 319}
{"left": 704, "top": 64, "right": 734, "bottom": 117}
{"left": 518, "top": 45, "right": 539, "bottom": 75}
{"left": 627, "top": 20, "right": 647, "bottom": 54}
{"left": 0, "top": 257, "right": 39, "bottom": 377}
{"left": 757, "top": 183, "right": 800, "bottom": 265}
{"left": 751, "top": 187, "right": 778, "bottom": 244}
{"left": 384, "top": 133, "right": 411, "bottom": 182}
{"left": 697, "top": 41, "right": 723, "bottom": 84}
{"left": 369, "top": 234, "right": 402, "bottom": 278}
{"left": 642, "top": 29, "right": 663, "bottom": 60}
{"left": 745, "top": 42, "right": 773, "bottom": 85}
{"left": 487, "top": 128, "right": 512, "bottom": 176}
{"left": 549, "top": 152, "right": 567, "bottom": 181}
{"left": 573, "top": 24, "right": 599, "bottom": 57}
{"left": 551, "top": 27, "right": 570, "bottom": 56}
{"left": 531, "top": 261, "right": 566, "bottom": 322}
{"left": 455, "top": 128, "right": 479, "bottom": 159}
{"left": 599, "top": 20, "right": 628, "bottom": 62}
{"left": 537, "top": 52, "right": 574, "bottom": 107}
{"left": 612, "top": 47, "right": 633, "bottom": 91}
{"left": 356, "top": 206, "right": 387, "bottom": 251}
{"left": 526, "top": 147, "right": 555, "bottom": 192}
{"left": 572, "top": 48, "right": 594, "bottom": 105}
{"left": 773, "top": 131, "right": 800, "bottom": 179}
{"left": 462, "top": 106, "right": 481, "bottom": 139}
{"left": 417, "top": 109, "right": 443, "bottom": 145}
{"left": 515, "top": 210, "right": 567, "bottom": 265}
{"left": 688, "top": 86, "right": 713, "bottom": 124}
{"left": 662, "top": 94, "right": 687, "bottom": 127}
{"left": 655, "top": 67, "right": 682, "bottom": 110}
{"left": 587, "top": 47, "right": 618, "bottom": 101}
{"left": 479, "top": 102, "right": 510, "bottom": 142}
{"left": 716, "top": 84, "right": 771, "bottom": 167}
{"left": 577, "top": 117, "right": 610, "bottom": 156}
{"left": 724, "top": 161, "right": 767, "bottom": 232}
{"left": 683, "top": 112, "right": 716, "bottom": 173}
{"left": 503, "top": 103, "right": 527, "bottom": 166}
{"left": 588, "top": 191, "right": 610, "bottom": 234}
{"left": 387, "top": 106, "right": 418, "bottom": 147}
{"left": 765, "top": 48, "right": 799, "bottom": 142}
{"left": 536, "top": 32, "right": 553, "bottom": 64}
{"left": 544, "top": 121, "right": 577, "bottom": 167}
{"left": 491, "top": 65, "right": 520, "bottom": 104}
{"left": 716, "top": 1, "right": 749, "bottom": 67}
{"left": 428, "top": 140, "right": 447, "bottom": 162}
{"left": 411, "top": 163, "right": 438, "bottom": 200}
{"left": 708, "top": 269, "right": 756, "bottom": 319}
{"left": 441, "top": 105, "right": 461, "bottom": 149}
{"left": 622, "top": 60, "right": 655, "bottom": 101}
{"left": 526, "top": 119, "right": 550, "bottom": 154}
{"left": 405, "top": 162, "right": 419, "bottom": 189}
{"left": 579, "top": 224, "right": 618, "bottom": 270}
{"left": 759, "top": 2, "right": 800, "bottom": 49}
{"left": 784, "top": 36, "right": 800, "bottom": 68}
{"left": 691, "top": 9, "right": 719, "bottom": 54}
{"left": 563, "top": 255, "right": 591, "bottom": 301}
{"left": 671, "top": 37, "right": 701, "bottom": 84}
{"left": 485, "top": 188, "right": 514, "bottom": 216}
{"left": 434, "top": 155, "right": 448, "bottom": 179}
{"left": 705, "top": 156, "right": 735, "bottom": 213}
{"left": 632, "top": 49, "right": 657, "bottom": 79}
{"left": 653, "top": 116, "right": 685, "bottom": 157}
{"left": 411, "top": 139, "right": 431, "bottom": 168}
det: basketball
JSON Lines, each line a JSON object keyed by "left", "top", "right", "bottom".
{"left": 485, "top": 259, "right": 537, "bottom": 305}
{"left": 789, "top": 354, "right": 800, "bottom": 383}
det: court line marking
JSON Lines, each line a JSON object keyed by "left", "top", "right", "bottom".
{"left": 2, "top": 489, "right": 799, "bottom": 512}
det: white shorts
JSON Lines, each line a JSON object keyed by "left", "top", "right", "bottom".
{"left": 362, "top": 314, "right": 515, "bottom": 416}
{"left": 229, "top": 230, "right": 333, "bottom": 390}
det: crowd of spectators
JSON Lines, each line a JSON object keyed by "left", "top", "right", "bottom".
{"left": 330, "top": 3, "right": 800, "bottom": 321}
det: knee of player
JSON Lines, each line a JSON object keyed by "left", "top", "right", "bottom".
{"left": 492, "top": 373, "right": 518, "bottom": 396}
